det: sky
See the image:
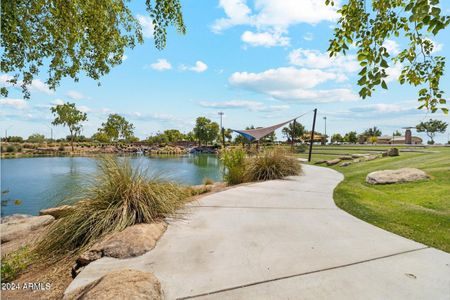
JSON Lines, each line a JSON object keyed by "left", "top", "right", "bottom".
{"left": 1, "top": 0, "right": 450, "bottom": 143}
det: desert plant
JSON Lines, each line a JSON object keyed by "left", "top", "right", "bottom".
{"left": 244, "top": 149, "right": 301, "bottom": 182}
{"left": 36, "top": 156, "right": 187, "bottom": 257}
{"left": 6, "top": 145, "right": 15, "bottom": 152}
{"left": 220, "top": 147, "right": 247, "bottom": 185}
{"left": 1, "top": 246, "right": 35, "bottom": 282}
{"left": 203, "top": 178, "right": 214, "bottom": 185}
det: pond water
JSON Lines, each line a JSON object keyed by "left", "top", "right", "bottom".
{"left": 1, "top": 155, "right": 222, "bottom": 217}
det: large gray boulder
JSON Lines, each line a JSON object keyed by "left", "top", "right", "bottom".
{"left": 76, "top": 222, "right": 167, "bottom": 267}
{"left": 39, "top": 205, "right": 74, "bottom": 219}
{"left": 64, "top": 269, "right": 161, "bottom": 300}
{"left": 366, "top": 168, "right": 429, "bottom": 184}
{"left": 326, "top": 158, "right": 341, "bottom": 166}
{"left": 0, "top": 214, "right": 54, "bottom": 243}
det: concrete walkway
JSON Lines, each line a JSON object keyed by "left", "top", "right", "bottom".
{"left": 66, "top": 165, "right": 450, "bottom": 299}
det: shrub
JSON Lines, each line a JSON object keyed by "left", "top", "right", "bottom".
{"left": 244, "top": 149, "right": 301, "bottom": 182}
{"left": 203, "top": 178, "right": 214, "bottom": 185}
{"left": 295, "top": 144, "right": 307, "bottom": 153}
{"left": 36, "top": 156, "right": 188, "bottom": 257}
{"left": 6, "top": 145, "right": 15, "bottom": 152}
{"left": 220, "top": 147, "right": 247, "bottom": 185}
{"left": 1, "top": 247, "right": 35, "bottom": 282}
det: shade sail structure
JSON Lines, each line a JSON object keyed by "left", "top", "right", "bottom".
{"left": 232, "top": 116, "right": 301, "bottom": 142}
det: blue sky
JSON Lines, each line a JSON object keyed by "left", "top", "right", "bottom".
{"left": 1, "top": 0, "right": 449, "bottom": 143}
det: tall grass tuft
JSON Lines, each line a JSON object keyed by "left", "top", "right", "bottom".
{"left": 36, "top": 156, "right": 187, "bottom": 257}
{"left": 244, "top": 148, "right": 301, "bottom": 182}
{"left": 219, "top": 147, "right": 247, "bottom": 185}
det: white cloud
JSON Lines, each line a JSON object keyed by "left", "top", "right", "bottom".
{"left": 0, "top": 74, "right": 53, "bottom": 95}
{"left": 212, "top": 0, "right": 338, "bottom": 33}
{"left": 0, "top": 98, "right": 29, "bottom": 110}
{"left": 386, "top": 63, "right": 403, "bottom": 83}
{"left": 51, "top": 99, "right": 65, "bottom": 106}
{"left": 122, "top": 54, "right": 128, "bottom": 61}
{"left": 383, "top": 39, "right": 400, "bottom": 55}
{"left": 66, "top": 90, "right": 86, "bottom": 100}
{"left": 303, "top": 32, "right": 314, "bottom": 41}
{"left": 241, "top": 30, "right": 289, "bottom": 47}
{"left": 150, "top": 59, "right": 172, "bottom": 71}
{"left": 190, "top": 61, "right": 208, "bottom": 73}
{"left": 288, "top": 48, "right": 359, "bottom": 73}
{"left": 180, "top": 61, "right": 208, "bottom": 73}
{"left": 78, "top": 105, "right": 92, "bottom": 113}
{"left": 229, "top": 67, "right": 357, "bottom": 102}
{"left": 198, "top": 100, "right": 290, "bottom": 112}
{"left": 136, "top": 15, "right": 154, "bottom": 38}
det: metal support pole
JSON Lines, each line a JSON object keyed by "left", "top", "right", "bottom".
{"left": 308, "top": 109, "right": 317, "bottom": 162}
{"left": 218, "top": 112, "right": 225, "bottom": 148}
{"left": 292, "top": 119, "right": 296, "bottom": 150}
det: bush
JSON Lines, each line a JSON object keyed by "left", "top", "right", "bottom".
{"left": 1, "top": 247, "right": 35, "bottom": 282}
{"left": 220, "top": 147, "right": 247, "bottom": 185}
{"left": 295, "top": 144, "right": 307, "bottom": 153}
{"left": 58, "top": 145, "right": 65, "bottom": 151}
{"left": 6, "top": 145, "right": 15, "bottom": 152}
{"left": 244, "top": 149, "right": 301, "bottom": 182}
{"left": 203, "top": 178, "right": 214, "bottom": 185}
{"left": 36, "top": 156, "right": 187, "bottom": 257}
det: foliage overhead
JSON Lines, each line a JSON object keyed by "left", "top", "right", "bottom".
{"left": 327, "top": 0, "right": 450, "bottom": 113}
{"left": 1, "top": 0, "right": 186, "bottom": 99}
{"left": 416, "top": 118, "right": 448, "bottom": 143}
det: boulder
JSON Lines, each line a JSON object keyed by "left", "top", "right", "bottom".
{"left": 314, "top": 160, "right": 327, "bottom": 165}
{"left": 366, "top": 168, "right": 429, "bottom": 185}
{"left": 363, "top": 155, "right": 379, "bottom": 161}
{"left": 0, "top": 215, "right": 54, "bottom": 243}
{"left": 76, "top": 222, "right": 167, "bottom": 267}
{"left": 64, "top": 269, "right": 161, "bottom": 300}
{"left": 351, "top": 154, "right": 369, "bottom": 158}
{"left": 341, "top": 162, "right": 352, "bottom": 167}
{"left": 386, "top": 147, "right": 399, "bottom": 157}
{"left": 339, "top": 156, "right": 353, "bottom": 160}
{"left": 39, "top": 205, "right": 74, "bottom": 219}
{"left": 326, "top": 158, "right": 341, "bottom": 166}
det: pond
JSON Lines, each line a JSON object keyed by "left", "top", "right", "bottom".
{"left": 1, "top": 155, "right": 222, "bottom": 217}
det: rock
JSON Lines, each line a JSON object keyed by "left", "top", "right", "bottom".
{"left": 351, "top": 154, "right": 369, "bottom": 158}
{"left": 1, "top": 214, "right": 32, "bottom": 224}
{"left": 39, "top": 205, "right": 74, "bottom": 219}
{"left": 341, "top": 162, "right": 352, "bottom": 167}
{"left": 363, "top": 155, "right": 379, "bottom": 161}
{"left": 339, "top": 156, "right": 353, "bottom": 160}
{"left": 326, "top": 158, "right": 341, "bottom": 166}
{"left": 386, "top": 147, "right": 399, "bottom": 157}
{"left": 64, "top": 269, "right": 161, "bottom": 300}
{"left": 366, "top": 168, "right": 429, "bottom": 185}
{"left": 0, "top": 215, "right": 54, "bottom": 243}
{"left": 314, "top": 160, "right": 327, "bottom": 165}
{"left": 76, "top": 222, "right": 167, "bottom": 267}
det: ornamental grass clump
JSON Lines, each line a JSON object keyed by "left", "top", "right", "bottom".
{"left": 219, "top": 147, "right": 247, "bottom": 185}
{"left": 244, "top": 148, "right": 301, "bottom": 182}
{"left": 36, "top": 156, "right": 187, "bottom": 257}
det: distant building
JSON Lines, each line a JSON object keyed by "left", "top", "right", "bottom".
{"left": 377, "top": 135, "right": 423, "bottom": 145}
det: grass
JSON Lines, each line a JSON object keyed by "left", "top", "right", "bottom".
{"left": 299, "top": 146, "right": 450, "bottom": 252}
{"left": 245, "top": 148, "right": 301, "bottom": 181}
{"left": 36, "top": 156, "right": 188, "bottom": 257}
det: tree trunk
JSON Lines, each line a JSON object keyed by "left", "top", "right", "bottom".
{"left": 70, "top": 129, "right": 74, "bottom": 152}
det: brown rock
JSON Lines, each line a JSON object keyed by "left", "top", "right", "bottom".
{"left": 326, "top": 158, "right": 341, "bottom": 166}
{"left": 64, "top": 269, "right": 161, "bottom": 300}
{"left": 0, "top": 215, "right": 54, "bottom": 243}
{"left": 366, "top": 168, "right": 429, "bottom": 184}
{"left": 386, "top": 147, "right": 399, "bottom": 157}
{"left": 314, "top": 160, "right": 327, "bottom": 165}
{"left": 39, "top": 205, "right": 74, "bottom": 219}
{"left": 340, "top": 162, "right": 352, "bottom": 167}
{"left": 339, "top": 156, "right": 353, "bottom": 160}
{"left": 76, "top": 222, "right": 167, "bottom": 267}
{"left": 363, "top": 155, "right": 379, "bottom": 161}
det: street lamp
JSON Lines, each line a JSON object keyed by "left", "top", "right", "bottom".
{"left": 46, "top": 125, "right": 54, "bottom": 141}
{"left": 218, "top": 112, "right": 225, "bottom": 147}
{"left": 4, "top": 125, "right": 13, "bottom": 140}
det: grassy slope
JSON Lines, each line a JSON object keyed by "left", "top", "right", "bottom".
{"left": 298, "top": 146, "right": 450, "bottom": 253}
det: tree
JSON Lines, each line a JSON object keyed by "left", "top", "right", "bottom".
{"left": 27, "top": 133, "right": 45, "bottom": 143}
{"left": 343, "top": 131, "right": 358, "bottom": 143}
{"left": 416, "top": 119, "right": 448, "bottom": 144}
{"left": 51, "top": 102, "right": 87, "bottom": 151}
{"left": 363, "top": 126, "right": 382, "bottom": 144}
{"left": 393, "top": 130, "right": 402, "bottom": 136}
{"left": 282, "top": 122, "right": 305, "bottom": 142}
{"left": 163, "top": 129, "right": 184, "bottom": 143}
{"left": 223, "top": 129, "right": 233, "bottom": 143}
{"left": 331, "top": 133, "right": 344, "bottom": 143}
{"left": 193, "top": 117, "right": 219, "bottom": 145}
{"left": 327, "top": 0, "right": 449, "bottom": 113}
{"left": 100, "top": 114, "right": 135, "bottom": 142}
{"left": 1, "top": 0, "right": 185, "bottom": 99}
{"left": 91, "top": 132, "right": 111, "bottom": 143}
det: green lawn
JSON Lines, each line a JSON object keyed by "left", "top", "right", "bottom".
{"left": 298, "top": 146, "right": 450, "bottom": 253}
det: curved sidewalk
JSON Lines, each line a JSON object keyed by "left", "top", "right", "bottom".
{"left": 66, "top": 164, "right": 450, "bottom": 299}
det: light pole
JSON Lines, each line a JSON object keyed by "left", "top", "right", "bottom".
{"left": 46, "top": 125, "right": 54, "bottom": 141}
{"left": 323, "top": 116, "right": 327, "bottom": 144}
{"left": 218, "top": 112, "right": 225, "bottom": 147}
{"left": 4, "top": 125, "right": 13, "bottom": 141}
